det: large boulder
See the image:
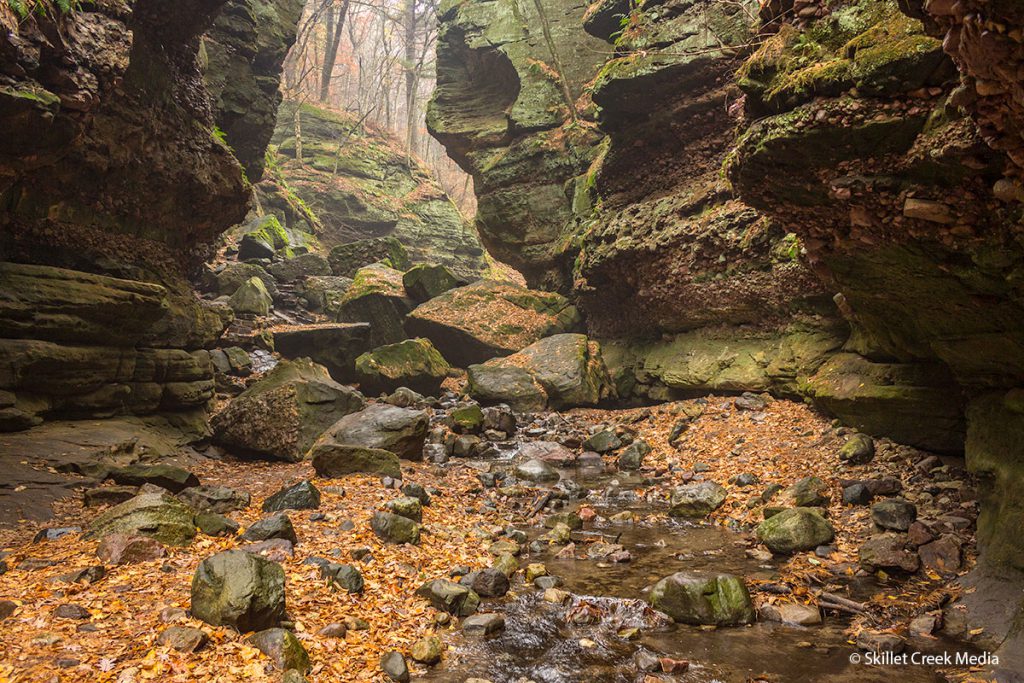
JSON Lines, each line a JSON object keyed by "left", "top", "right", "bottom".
{"left": 229, "top": 277, "right": 273, "bottom": 316}
{"left": 468, "top": 334, "right": 613, "bottom": 409}
{"left": 213, "top": 262, "right": 280, "bottom": 299}
{"left": 300, "top": 275, "right": 352, "bottom": 316}
{"left": 106, "top": 464, "right": 199, "bottom": 493}
{"left": 190, "top": 550, "right": 286, "bottom": 632}
{"left": 86, "top": 492, "right": 197, "bottom": 546}
{"left": 402, "top": 264, "right": 462, "bottom": 303}
{"left": 268, "top": 253, "right": 330, "bottom": 284}
{"left": 465, "top": 365, "right": 547, "bottom": 412}
{"left": 404, "top": 280, "right": 581, "bottom": 366}
{"left": 212, "top": 358, "right": 365, "bottom": 462}
{"left": 756, "top": 508, "right": 835, "bottom": 553}
{"left": 310, "top": 444, "right": 402, "bottom": 479}
{"left": 648, "top": 572, "right": 755, "bottom": 625}
{"left": 355, "top": 338, "right": 451, "bottom": 396}
{"left": 336, "top": 264, "right": 415, "bottom": 347}
{"left": 273, "top": 323, "right": 372, "bottom": 383}
{"left": 312, "top": 404, "right": 428, "bottom": 460}
{"left": 328, "top": 237, "right": 412, "bottom": 278}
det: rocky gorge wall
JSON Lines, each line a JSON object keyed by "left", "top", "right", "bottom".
{"left": 255, "top": 101, "right": 488, "bottom": 280}
{"left": 0, "top": 0, "right": 301, "bottom": 429}
{"left": 429, "top": 0, "right": 1024, "bottom": 665}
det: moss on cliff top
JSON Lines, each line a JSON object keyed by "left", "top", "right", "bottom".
{"left": 737, "top": 0, "right": 946, "bottom": 114}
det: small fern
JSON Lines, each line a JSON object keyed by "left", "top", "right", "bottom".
{"left": 8, "top": 0, "right": 82, "bottom": 20}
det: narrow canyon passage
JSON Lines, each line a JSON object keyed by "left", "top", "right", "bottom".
{"left": 2, "top": 0, "right": 1023, "bottom": 680}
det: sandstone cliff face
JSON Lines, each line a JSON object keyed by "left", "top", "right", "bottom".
{"left": 203, "top": 0, "right": 305, "bottom": 181}
{"left": 258, "top": 101, "right": 488, "bottom": 280}
{"left": 427, "top": 0, "right": 608, "bottom": 288}
{"left": 0, "top": 0, "right": 299, "bottom": 429}
{"left": 429, "top": 0, "right": 1024, "bottom": 645}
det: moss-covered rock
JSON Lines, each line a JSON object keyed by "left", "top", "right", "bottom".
{"left": 648, "top": 572, "right": 755, "bottom": 626}
{"left": 213, "top": 262, "right": 280, "bottom": 299}
{"left": 310, "top": 444, "right": 402, "bottom": 479}
{"left": 328, "top": 237, "right": 411, "bottom": 278}
{"left": 86, "top": 492, "right": 197, "bottom": 547}
{"left": 337, "top": 264, "right": 415, "bottom": 348}
{"left": 405, "top": 280, "right": 581, "bottom": 366}
{"left": 190, "top": 549, "right": 286, "bottom": 632}
{"left": 312, "top": 404, "right": 428, "bottom": 461}
{"left": 756, "top": 508, "right": 835, "bottom": 553}
{"left": 355, "top": 338, "right": 451, "bottom": 396}
{"left": 402, "top": 263, "right": 462, "bottom": 303}
{"left": 229, "top": 277, "right": 273, "bottom": 316}
{"left": 211, "top": 358, "right": 365, "bottom": 461}
{"left": 273, "top": 323, "right": 371, "bottom": 383}
{"left": 467, "top": 333, "right": 613, "bottom": 410}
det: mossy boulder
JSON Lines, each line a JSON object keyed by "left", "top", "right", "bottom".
{"left": 337, "top": 264, "right": 415, "bottom": 347}
{"left": 404, "top": 280, "right": 582, "bottom": 367}
{"left": 312, "top": 404, "right": 429, "bottom": 460}
{"left": 86, "top": 492, "right": 197, "bottom": 546}
{"left": 756, "top": 508, "right": 835, "bottom": 553}
{"left": 268, "top": 253, "right": 330, "bottom": 284}
{"left": 212, "top": 358, "right": 366, "bottom": 462}
{"left": 402, "top": 263, "right": 462, "bottom": 303}
{"left": 273, "top": 323, "right": 372, "bottom": 383}
{"left": 467, "top": 334, "right": 613, "bottom": 410}
{"left": 238, "top": 215, "right": 314, "bottom": 261}
{"left": 190, "top": 550, "right": 286, "bottom": 632}
{"left": 371, "top": 511, "right": 421, "bottom": 544}
{"left": 300, "top": 275, "right": 353, "bottom": 316}
{"left": 466, "top": 364, "right": 548, "bottom": 412}
{"left": 648, "top": 572, "right": 755, "bottom": 626}
{"left": 355, "top": 338, "right": 451, "bottom": 396}
{"left": 229, "top": 277, "right": 273, "bottom": 316}
{"left": 212, "top": 262, "right": 280, "bottom": 299}
{"left": 328, "top": 237, "right": 411, "bottom": 277}
{"left": 310, "top": 444, "right": 402, "bottom": 479}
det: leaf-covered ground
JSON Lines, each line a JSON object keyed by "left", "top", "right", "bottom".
{"left": 0, "top": 396, "right": 979, "bottom": 682}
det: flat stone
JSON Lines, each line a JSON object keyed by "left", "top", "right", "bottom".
{"left": 463, "top": 613, "right": 505, "bottom": 636}
{"left": 96, "top": 534, "right": 166, "bottom": 564}
{"left": 157, "top": 626, "right": 209, "bottom": 653}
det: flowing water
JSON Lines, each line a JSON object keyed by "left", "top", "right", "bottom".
{"left": 421, "top": 455, "right": 955, "bottom": 682}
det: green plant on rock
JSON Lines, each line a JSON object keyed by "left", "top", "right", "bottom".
{"left": 8, "top": 0, "right": 81, "bottom": 19}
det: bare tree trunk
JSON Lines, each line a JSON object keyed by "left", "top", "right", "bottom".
{"left": 403, "top": 0, "right": 418, "bottom": 161}
{"left": 319, "top": 0, "right": 349, "bottom": 102}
